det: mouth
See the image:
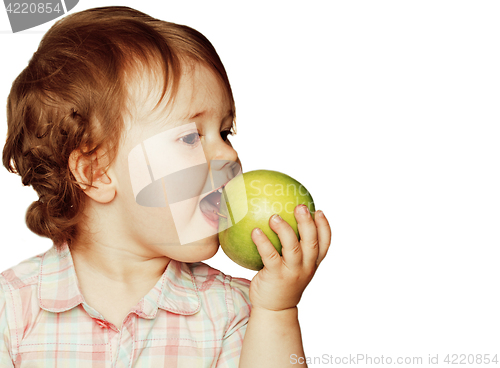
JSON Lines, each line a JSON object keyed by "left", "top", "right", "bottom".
{"left": 199, "top": 184, "right": 226, "bottom": 229}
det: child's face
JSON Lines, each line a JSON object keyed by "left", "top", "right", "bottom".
{"left": 110, "top": 63, "right": 240, "bottom": 262}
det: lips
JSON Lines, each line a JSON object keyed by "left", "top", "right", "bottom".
{"left": 199, "top": 186, "right": 225, "bottom": 226}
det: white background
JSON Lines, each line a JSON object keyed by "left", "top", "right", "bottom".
{"left": 1, "top": 1, "right": 499, "bottom": 366}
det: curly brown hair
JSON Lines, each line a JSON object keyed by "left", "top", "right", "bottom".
{"left": 2, "top": 6, "right": 235, "bottom": 248}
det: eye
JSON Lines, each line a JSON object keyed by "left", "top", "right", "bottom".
{"left": 221, "top": 130, "right": 234, "bottom": 142}
{"left": 179, "top": 132, "right": 200, "bottom": 146}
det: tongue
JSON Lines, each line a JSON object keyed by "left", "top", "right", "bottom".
{"left": 199, "top": 191, "right": 222, "bottom": 222}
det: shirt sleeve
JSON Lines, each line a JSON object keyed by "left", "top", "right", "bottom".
{"left": 216, "top": 276, "right": 252, "bottom": 368}
{"left": 0, "top": 283, "right": 15, "bottom": 367}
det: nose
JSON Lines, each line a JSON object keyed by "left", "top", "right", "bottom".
{"left": 206, "top": 136, "right": 241, "bottom": 183}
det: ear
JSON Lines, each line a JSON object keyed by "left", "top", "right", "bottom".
{"left": 69, "top": 148, "right": 116, "bottom": 204}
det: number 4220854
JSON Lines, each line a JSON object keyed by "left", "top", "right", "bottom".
{"left": 6, "top": 3, "right": 63, "bottom": 14}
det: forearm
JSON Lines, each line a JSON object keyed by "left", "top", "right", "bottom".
{"left": 239, "top": 306, "right": 306, "bottom": 368}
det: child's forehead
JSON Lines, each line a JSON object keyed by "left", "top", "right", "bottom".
{"left": 132, "top": 64, "right": 227, "bottom": 116}
{"left": 123, "top": 63, "right": 231, "bottom": 139}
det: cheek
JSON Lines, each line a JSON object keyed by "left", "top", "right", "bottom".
{"left": 115, "top": 150, "right": 136, "bottom": 195}
{"left": 168, "top": 196, "right": 202, "bottom": 232}
{"left": 163, "top": 164, "right": 209, "bottom": 204}
{"left": 131, "top": 206, "right": 180, "bottom": 245}
{"left": 164, "top": 146, "right": 206, "bottom": 171}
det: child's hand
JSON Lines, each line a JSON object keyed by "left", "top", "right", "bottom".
{"left": 249, "top": 205, "right": 331, "bottom": 311}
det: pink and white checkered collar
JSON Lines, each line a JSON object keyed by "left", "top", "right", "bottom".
{"left": 38, "top": 243, "right": 200, "bottom": 317}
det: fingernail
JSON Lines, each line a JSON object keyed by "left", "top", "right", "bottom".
{"left": 253, "top": 228, "right": 263, "bottom": 235}
{"left": 271, "top": 214, "right": 282, "bottom": 223}
{"left": 298, "top": 205, "right": 309, "bottom": 215}
{"left": 316, "top": 210, "right": 324, "bottom": 217}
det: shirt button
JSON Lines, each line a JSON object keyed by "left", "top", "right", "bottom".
{"left": 96, "top": 320, "right": 108, "bottom": 328}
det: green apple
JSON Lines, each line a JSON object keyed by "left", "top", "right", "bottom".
{"left": 218, "top": 170, "right": 315, "bottom": 270}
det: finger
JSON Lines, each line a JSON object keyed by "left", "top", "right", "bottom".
{"left": 251, "top": 228, "right": 282, "bottom": 270}
{"left": 313, "top": 210, "right": 331, "bottom": 266}
{"left": 269, "top": 214, "right": 302, "bottom": 269}
{"left": 295, "top": 205, "right": 319, "bottom": 269}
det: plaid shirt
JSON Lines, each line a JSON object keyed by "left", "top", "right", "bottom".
{"left": 0, "top": 244, "right": 251, "bottom": 367}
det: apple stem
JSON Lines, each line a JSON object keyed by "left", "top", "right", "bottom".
{"left": 214, "top": 211, "right": 227, "bottom": 218}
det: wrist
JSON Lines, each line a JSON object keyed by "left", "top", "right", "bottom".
{"left": 250, "top": 305, "right": 299, "bottom": 318}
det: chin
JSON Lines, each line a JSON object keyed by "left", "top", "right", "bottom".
{"left": 174, "top": 234, "right": 219, "bottom": 263}
{"left": 196, "top": 246, "right": 219, "bottom": 262}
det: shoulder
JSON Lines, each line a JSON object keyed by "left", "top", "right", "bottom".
{"left": 0, "top": 249, "right": 46, "bottom": 327}
{"left": 187, "top": 261, "right": 251, "bottom": 294}
{"left": 186, "top": 262, "right": 252, "bottom": 313}
{"left": 185, "top": 262, "right": 252, "bottom": 331}
{"left": 0, "top": 250, "right": 46, "bottom": 292}
{"left": 0, "top": 250, "right": 47, "bottom": 360}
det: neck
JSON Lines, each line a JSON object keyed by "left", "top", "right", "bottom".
{"left": 70, "top": 197, "right": 171, "bottom": 286}
{"left": 71, "top": 237, "right": 170, "bottom": 286}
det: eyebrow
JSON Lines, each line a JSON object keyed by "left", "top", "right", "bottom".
{"left": 185, "top": 109, "right": 234, "bottom": 121}
{"left": 187, "top": 111, "right": 206, "bottom": 120}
